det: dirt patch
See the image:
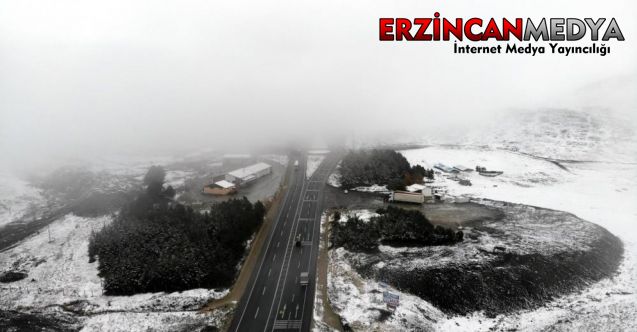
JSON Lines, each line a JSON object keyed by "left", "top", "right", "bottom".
{"left": 422, "top": 202, "right": 504, "bottom": 229}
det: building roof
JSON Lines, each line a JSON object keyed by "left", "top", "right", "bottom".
{"left": 453, "top": 165, "right": 473, "bottom": 172}
{"left": 214, "top": 180, "right": 236, "bottom": 189}
{"left": 406, "top": 184, "right": 426, "bottom": 192}
{"left": 228, "top": 162, "right": 271, "bottom": 180}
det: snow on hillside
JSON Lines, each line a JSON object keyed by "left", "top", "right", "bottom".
{"left": 0, "top": 213, "right": 228, "bottom": 330}
{"left": 476, "top": 109, "right": 637, "bottom": 163}
{"left": 0, "top": 172, "right": 47, "bottom": 228}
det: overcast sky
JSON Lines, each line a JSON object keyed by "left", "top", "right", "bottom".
{"left": 1, "top": 0, "right": 636, "bottom": 170}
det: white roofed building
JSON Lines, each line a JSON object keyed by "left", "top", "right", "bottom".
{"left": 203, "top": 180, "right": 237, "bottom": 196}
{"left": 225, "top": 162, "right": 272, "bottom": 185}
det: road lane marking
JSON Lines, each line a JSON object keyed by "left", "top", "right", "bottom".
{"left": 262, "top": 286, "right": 267, "bottom": 295}
{"left": 268, "top": 268, "right": 271, "bottom": 277}
{"left": 291, "top": 293, "right": 295, "bottom": 302}
{"left": 276, "top": 241, "right": 280, "bottom": 248}
{"left": 232, "top": 163, "right": 299, "bottom": 332}
{"left": 273, "top": 254, "right": 276, "bottom": 262}
{"left": 254, "top": 307, "right": 259, "bottom": 319}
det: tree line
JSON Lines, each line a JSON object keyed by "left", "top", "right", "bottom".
{"left": 339, "top": 149, "right": 433, "bottom": 190}
{"left": 88, "top": 166, "right": 265, "bottom": 295}
{"left": 330, "top": 206, "right": 463, "bottom": 252}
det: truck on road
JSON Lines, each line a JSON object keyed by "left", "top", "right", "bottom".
{"left": 389, "top": 191, "right": 425, "bottom": 204}
{"left": 300, "top": 272, "right": 309, "bottom": 287}
{"left": 294, "top": 160, "right": 299, "bottom": 171}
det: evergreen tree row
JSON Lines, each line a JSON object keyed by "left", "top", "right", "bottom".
{"left": 330, "top": 206, "right": 462, "bottom": 252}
{"left": 339, "top": 149, "right": 434, "bottom": 190}
{"left": 88, "top": 166, "right": 265, "bottom": 295}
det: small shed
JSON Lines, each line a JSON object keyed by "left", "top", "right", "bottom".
{"left": 203, "top": 180, "right": 237, "bottom": 196}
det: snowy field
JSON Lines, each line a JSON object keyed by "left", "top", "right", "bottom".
{"left": 0, "top": 213, "right": 228, "bottom": 331}
{"left": 325, "top": 144, "right": 637, "bottom": 331}
{"left": 399, "top": 145, "right": 637, "bottom": 331}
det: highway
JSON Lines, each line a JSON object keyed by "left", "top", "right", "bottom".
{"left": 229, "top": 152, "right": 338, "bottom": 332}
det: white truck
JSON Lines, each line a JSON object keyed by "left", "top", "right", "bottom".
{"left": 300, "top": 272, "right": 309, "bottom": 287}
{"left": 389, "top": 191, "right": 425, "bottom": 204}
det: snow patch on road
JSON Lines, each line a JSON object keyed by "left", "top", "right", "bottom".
{"left": 307, "top": 154, "right": 325, "bottom": 178}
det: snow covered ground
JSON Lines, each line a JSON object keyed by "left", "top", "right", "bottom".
{"left": 0, "top": 172, "right": 47, "bottom": 228}
{"left": 325, "top": 144, "right": 637, "bottom": 331}
{"left": 396, "top": 145, "right": 637, "bottom": 331}
{"left": 307, "top": 154, "right": 325, "bottom": 178}
{"left": 0, "top": 213, "right": 228, "bottom": 331}
{"left": 327, "top": 109, "right": 637, "bottom": 331}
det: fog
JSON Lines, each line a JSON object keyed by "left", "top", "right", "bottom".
{"left": 1, "top": 0, "right": 636, "bottom": 171}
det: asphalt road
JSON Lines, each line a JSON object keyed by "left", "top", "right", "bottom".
{"left": 229, "top": 152, "right": 338, "bottom": 332}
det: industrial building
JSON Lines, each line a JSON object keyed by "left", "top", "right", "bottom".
{"left": 434, "top": 163, "right": 456, "bottom": 173}
{"left": 225, "top": 162, "right": 272, "bottom": 185}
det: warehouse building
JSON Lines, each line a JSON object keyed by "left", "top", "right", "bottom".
{"left": 225, "top": 162, "right": 272, "bottom": 185}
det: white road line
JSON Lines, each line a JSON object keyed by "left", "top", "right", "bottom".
{"left": 262, "top": 286, "right": 267, "bottom": 295}
{"left": 292, "top": 293, "right": 295, "bottom": 302}
{"left": 276, "top": 241, "right": 280, "bottom": 248}
{"left": 273, "top": 254, "right": 276, "bottom": 261}
{"left": 268, "top": 268, "right": 271, "bottom": 277}
{"left": 254, "top": 307, "right": 260, "bottom": 319}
